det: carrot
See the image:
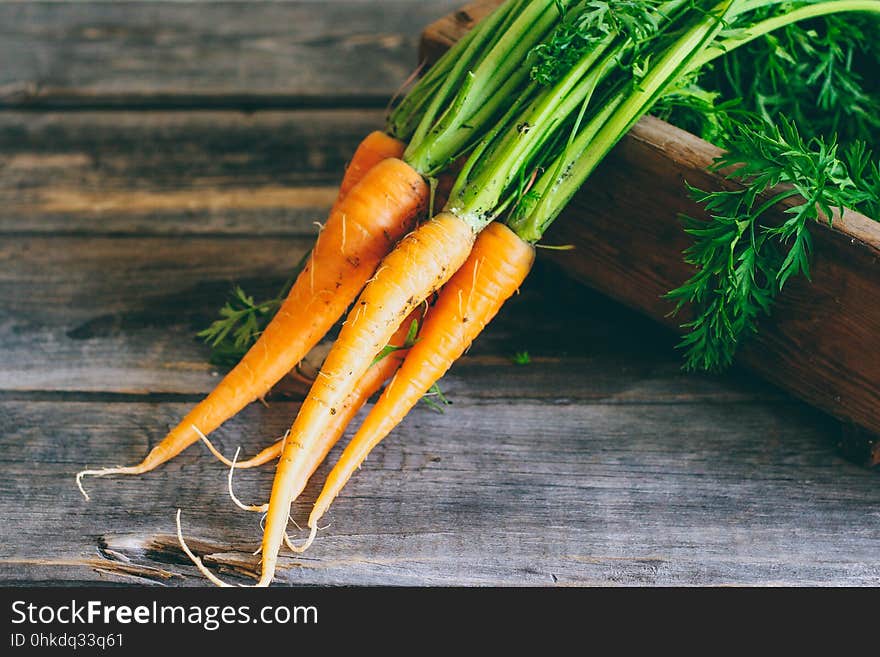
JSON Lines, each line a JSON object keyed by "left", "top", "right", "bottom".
{"left": 256, "top": 211, "right": 475, "bottom": 585}
{"left": 276, "top": 0, "right": 744, "bottom": 556}
{"left": 77, "top": 154, "right": 426, "bottom": 498}
{"left": 298, "top": 221, "right": 535, "bottom": 549}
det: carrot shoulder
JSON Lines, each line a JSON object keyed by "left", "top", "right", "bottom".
{"left": 77, "top": 152, "right": 424, "bottom": 495}
{"left": 304, "top": 221, "right": 535, "bottom": 546}
{"left": 335, "top": 131, "right": 406, "bottom": 204}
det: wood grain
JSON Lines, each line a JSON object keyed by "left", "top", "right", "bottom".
{"left": 0, "top": 1, "right": 462, "bottom": 108}
{"left": 422, "top": 0, "right": 880, "bottom": 465}
{"left": 0, "top": 109, "right": 386, "bottom": 235}
{"left": 3, "top": 394, "right": 877, "bottom": 587}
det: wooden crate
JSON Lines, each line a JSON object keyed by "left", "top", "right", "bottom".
{"left": 422, "top": 0, "right": 880, "bottom": 465}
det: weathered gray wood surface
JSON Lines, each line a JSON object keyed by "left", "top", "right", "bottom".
{"left": 0, "top": 1, "right": 462, "bottom": 107}
{"left": 0, "top": 1, "right": 877, "bottom": 587}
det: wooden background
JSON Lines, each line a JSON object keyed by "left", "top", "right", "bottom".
{"left": 1, "top": 1, "right": 878, "bottom": 586}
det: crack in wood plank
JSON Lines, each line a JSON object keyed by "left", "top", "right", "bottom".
{"left": 0, "top": 556, "right": 179, "bottom": 584}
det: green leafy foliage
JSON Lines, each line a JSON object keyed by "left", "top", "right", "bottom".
{"left": 667, "top": 117, "right": 880, "bottom": 371}
{"left": 658, "top": 8, "right": 880, "bottom": 371}
{"left": 198, "top": 253, "right": 308, "bottom": 367}
{"left": 371, "top": 319, "right": 420, "bottom": 366}
{"left": 651, "top": 81, "right": 742, "bottom": 144}
{"left": 198, "top": 285, "right": 287, "bottom": 368}
{"left": 708, "top": 12, "right": 880, "bottom": 146}
{"left": 656, "top": 9, "right": 880, "bottom": 147}
{"left": 421, "top": 382, "right": 452, "bottom": 413}
{"left": 512, "top": 350, "right": 532, "bottom": 365}
{"left": 528, "top": 0, "right": 668, "bottom": 85}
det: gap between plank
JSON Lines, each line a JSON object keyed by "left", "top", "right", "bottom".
{"left": 0, "top": 389, "right": 794, "bottom": 406}
{"left": 0, "top": 94, "right": 393, "bottom": 113}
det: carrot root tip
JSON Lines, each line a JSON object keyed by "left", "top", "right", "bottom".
{"left": 175, "top": 509, "right": 236, "bottom": 588}
{"left": 284, "top": 524, "right": 318, "bottom": 554}
{"left": 75, "top": 465, "right": 145, "bottom": 501}
{"left": 196, "top": 423, "right": 287, "bottom": 471}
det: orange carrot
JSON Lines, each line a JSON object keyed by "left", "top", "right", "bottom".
{"left": 256, "top": 211, "right": 475, "bottom": 585}
{"left": 77, "top": 154, "right": 425, "bottom": 498}
{"left": 300, "top": 221, "right": 535, "bottom": 549}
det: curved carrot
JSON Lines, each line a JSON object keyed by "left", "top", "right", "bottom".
{"left": 302, "top": 222, "right": 535, "bottom": 549}
{"left": 199, "top": 310, "right": 423, "bottom": 473}
{"left": 77, "top": 153, "right": 425, "bottom": 496}
{"left": 256, "top": 211, "right": 476, "bottom": 585}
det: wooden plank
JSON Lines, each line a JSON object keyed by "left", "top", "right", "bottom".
{"left": 1, "top": 223, "right": 774, "bottom": 404}
{"left": 422, "top": 1, "right": 880, "bottom": 465}
{"left": 0, "top": 234, "right": 309, "bottom": 395}
{"left": 2, "top": 393, "right": 877, "bottom": 586}
{"left": 0, "top": 0, "right": 462, "bottom": 107}
{"left": 0, "top": 109, "right": 387, "bottom": 235}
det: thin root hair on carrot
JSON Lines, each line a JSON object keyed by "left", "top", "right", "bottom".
{"left": 283, "top": 524, "right": 318, "bottom": 554}
{"left": 193, "top": 424, "right": 236, "bottom": 468}
{"left": 534, "top": 243, "right": 575, "bottom": 250}
{"left": 467, "top": 257, "right": 483, "bottom": 313}
{"left": 340, "top": 213, "right": 348, "bottom": 256}
{"left": 350, "top": 301, "right": 367, "bottom": 327}
{"left": 76, "top": 465, "right": 144, "bottom": 502}
{"left": 196, "top": 423, "right": 288, "bottom": 471}
{"left": 226, "top": 447, "right": 269, "bottom": 514}
{"left": 257, "top": 511, "right": 301, "bottom": 533}
{"left": 175, "top": 509, "right": 236, "bottom": 588}
{"left": 366, "top": 265, "right": 389, "bottom": 285}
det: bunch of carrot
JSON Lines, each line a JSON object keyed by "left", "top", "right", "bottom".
{"left": 77, "top": 0, "right": 880, "bottom": 585}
